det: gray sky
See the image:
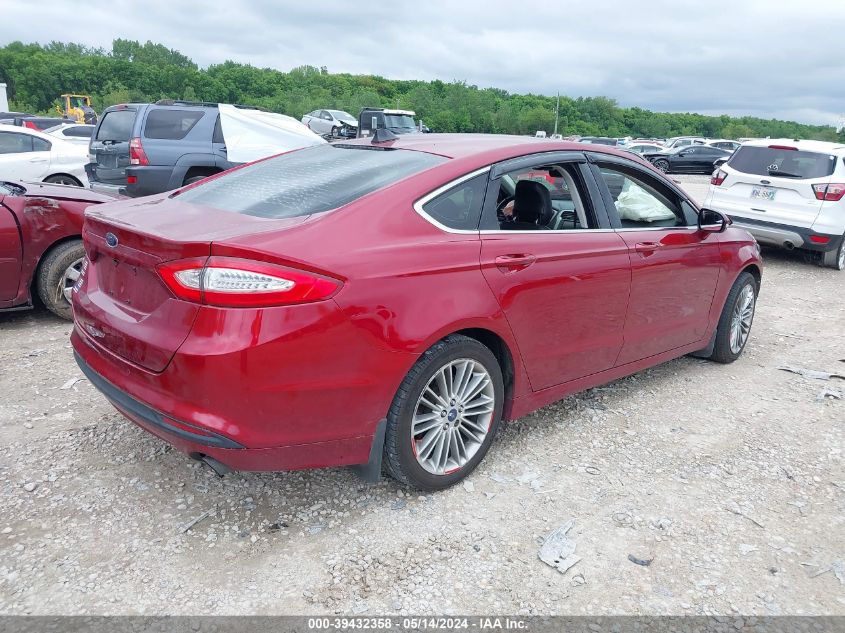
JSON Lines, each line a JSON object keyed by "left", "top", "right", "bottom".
{"left": 3, "top": 0, "right": 844, "bottom": 127}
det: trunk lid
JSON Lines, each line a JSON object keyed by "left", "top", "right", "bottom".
{"left": 74, "top": 194, "right": 308, "bottom": 372}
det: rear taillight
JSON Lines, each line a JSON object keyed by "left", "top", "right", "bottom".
{"left": 157, "top": 257, "right": 341, "bottom": 308}
{"left": 711, "top": 170, "right": 728, "bottom": 186}
{"left": 812, "top": 183, "right": 845, "bottom": 202}
{"left": 809, "top": 235, "right": 831, "bottom": 244}
{"left": 129, "top": 137, "right": 149, "bottom": 166}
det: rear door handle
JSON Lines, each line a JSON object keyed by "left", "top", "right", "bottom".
{"left": 495, "top": 254, "right": 536, "bottom": 272}
{"left": 29, "top": 157, "right": 47, "bottom": 163}
{"left": 634, "top": 241, "right": 660, "bottom": 254}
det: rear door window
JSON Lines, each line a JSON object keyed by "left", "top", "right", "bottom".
{"left": 729, "top": 146, "right": 836, "bottom": 179}
{"left": 143, "top": 109, "right": 204, "bottom": 140}
{"left": 175, "top": 145, "right": 447, "bottom": 218}
{"left": 96, "top": 110, "right": 136, "bottom": 141}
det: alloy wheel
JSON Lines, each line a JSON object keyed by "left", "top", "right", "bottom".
{"left": 729, "top": 284, "right": 755, "bottom": 354}
{"left": 60, "top": 257, "right": 84, "bottom": 303}
{"left": 411, "top": 358, "right": 495, "bottom": 475}
{"left": 654, "top": 159, "right": 669, "bottom": 172}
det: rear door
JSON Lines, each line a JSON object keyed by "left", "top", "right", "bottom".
{"left": 140, "top": 107, "right": 208, "bottom": 169}
{"left": 0, "top": 131, "right": 51, "bottom": 181}
{"left": 89, "top": 106, "right": 139, "bottom": 186}
{"left": 590, "top": 157, "right": 722, "bottom": 364}
{"left": 479, "top": 152, "right": 631, "bottom": 391}
{"left": 711, "top": 144, "right": 834, "bottom": 227}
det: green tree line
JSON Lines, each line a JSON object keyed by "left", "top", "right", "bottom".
{"left": 1, "top": 39, "right": 842, "bottom": 142}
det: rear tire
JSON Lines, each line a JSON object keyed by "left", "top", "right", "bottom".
{"left": 43, "top": 174, "right": 82, "bottom": 187}
{"left": 383, "top": 335, "right": 504, "bottom": 490}
{"left": 821, "top": 236, "right": 845, "bottom": 271}
{"left": 183, "top": 175, "right": 211, "bottom": 186}
{"left": 707, "top": 272, "right": 758, "bottom": 364}
{"left": 36, "top": 240, "right": 85, "bottom": 321}
{"left": 653, "top": 159, "right": 669, "bottom": 173}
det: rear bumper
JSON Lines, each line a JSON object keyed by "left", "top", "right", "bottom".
{"left": 727, "top": 217, "right": 842, "bottom": 253}
{"left": 70, "top": 299, "right": 418, "bottom": 473}
{"left": 73, "top": 344, "right": 385, "bottom": 473}
{"left": 124, "top": 166, "right": 176, "bottom": 197}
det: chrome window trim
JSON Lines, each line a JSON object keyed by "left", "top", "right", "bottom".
{"left": 414, "top": 165, "right": 700, "bottom": 236}
{"left": 413, "top": 166, "right": 492, "bottom": 234}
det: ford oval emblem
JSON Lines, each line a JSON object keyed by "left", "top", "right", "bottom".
{"left": 105, "top": 232, "right": 118, "bottom": 248}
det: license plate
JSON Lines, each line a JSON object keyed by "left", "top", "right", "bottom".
{"left": 750, "top": 186, "right": 776, "bottom": 201}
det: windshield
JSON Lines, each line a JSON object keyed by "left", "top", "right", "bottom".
{"left": 327, "top": 110, "right": 353, "bottom": 120}
{"left": 383, "top": 115, "right": 416, "bottom": 130}
{"left": 729, "top": 146, "right": 836, "bottom": 179}
{"left": 174, "top": 144, "right": 446, "bottom": 218}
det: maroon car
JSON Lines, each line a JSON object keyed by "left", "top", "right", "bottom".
{"left": 72, "top": 135, "right": 762, "bottom": 490}
{"left": 0, "top": 181, "right": 113, "bottom": 319}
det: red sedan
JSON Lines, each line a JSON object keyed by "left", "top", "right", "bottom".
{"left": 0, "top": 181, "right": 112, "bottom": 319}
{"left": 71, "top": 135, "right": 762, "bottom": 490}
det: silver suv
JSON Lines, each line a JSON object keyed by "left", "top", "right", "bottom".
{"left": 705, "top": 139, "right": 845, "bottom": 270}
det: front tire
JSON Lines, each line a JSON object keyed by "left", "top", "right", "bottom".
{"left": 821, "top": 236, "right": 845, "bottom": 271}
{"left": 331, "top": 126, "right": 339, "bottom": 137}
{"left": 707, "top": 272, "right": 758, "bottom": 364}
{"left": 383, "top": 335, "right": 504, "bottom": 490}
{"left": 36, "top": 240, "right": 85, "bottom": 320}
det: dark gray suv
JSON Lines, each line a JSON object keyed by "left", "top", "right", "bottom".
{"left": 87, "top": 101, "right": 251, "bottom": 197}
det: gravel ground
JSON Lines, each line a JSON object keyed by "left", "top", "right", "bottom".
{"left": 0, "top": 174, "right": 843, "bottom": 615}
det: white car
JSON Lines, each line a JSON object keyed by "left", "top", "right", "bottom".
{"left": 706, "top": 139, "right": 741, "bottom": 152}
{"left": 301, "top": 109, "right": 357, "bottom": 136}
{"left": 705, "top": 138, "right": 845, "bottom": 270}
{"left": 0, "top": 124, "right": 89, "bottom": 187}
{"left": 663, "top": 136, "right": 707, "bottom": 150}
{"left": 42, "top": 123, "right": 95, "bottom": 145}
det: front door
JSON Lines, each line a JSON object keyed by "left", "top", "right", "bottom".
{"left": 591, "top": 160, "right": 722, "bottom": 364}
{"left": 479, "top": 155, "right": 631, "bottom": 391}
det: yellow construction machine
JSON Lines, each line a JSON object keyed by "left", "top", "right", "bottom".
{"left": 56, "top": 94, "right": 97, "bottom": 124}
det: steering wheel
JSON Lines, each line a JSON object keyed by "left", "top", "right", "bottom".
{"left": 496, "top": 195, "right": 516, "bottom": 223}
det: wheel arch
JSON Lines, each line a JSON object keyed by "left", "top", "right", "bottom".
{"left": 43, "top": 173, "right": 82, "bottom": 186}
{"left": 31, "top": 234, "right": 83, "bottom": 294}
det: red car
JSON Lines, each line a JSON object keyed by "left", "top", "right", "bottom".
{"left": 0, "top": 181, "right": 112, "bottom": 320}
{"left": 71, "top": 135, "right": 762, "bottom": 490}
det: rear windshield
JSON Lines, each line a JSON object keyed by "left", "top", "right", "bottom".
{"left": 96, "top": 110, "right": 136, "bottom": 142}
{"left": 729, "top": 146, "right": 836, "bottom": 179}
{"left": 174, "top": 144, "right": 447, "bottom": 218}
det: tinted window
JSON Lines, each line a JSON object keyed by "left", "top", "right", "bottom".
{"left": 175, "top": 145, "right": 447, "bottom": 219}
{"left": 421, "top": 174, "right": 487, "bottom": 230}
{"left": 96, "top": 110, "right": 136, "bottom": 141}
{"left": 64, "top": 126, "right": 93, "bottom": 138}
{"left": 31, "top": 137, "right": 51, "bottom": 152}
{"left": 0, "top": 132, "right": 33, "bottom": 154}
{"left": 144, "top": 109, "right": 204, "bottom": 140}
{"left": 597, "top": 165, "right": 686, "bottom": 228}
{"left": 728, "top": 146, "right": 836, "bottom": 179}
{"left": 212, "top": 116, "right": 224, "bottom": 144}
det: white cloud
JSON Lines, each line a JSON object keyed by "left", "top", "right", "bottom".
{"left": 2, "top": 0, "right": 843, "bottom": 126}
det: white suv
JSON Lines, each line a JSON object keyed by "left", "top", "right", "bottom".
{"left": 705, "top": 139, "right": 845, "bottom": 270}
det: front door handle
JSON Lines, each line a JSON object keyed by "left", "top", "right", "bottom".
{"left": 29, "top": 158, "right": 48, "bottom": 163}
{"left": 495, "top": 254, "right": 536, "bottom": 272}
{"left": 634, "top": 241, "right": 660, "bottom": 254}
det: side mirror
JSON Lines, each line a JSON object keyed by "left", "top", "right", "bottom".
{"left": 699, "top": 208, "right": 729, "bottom": 233}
